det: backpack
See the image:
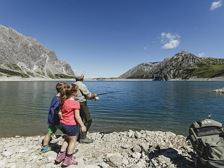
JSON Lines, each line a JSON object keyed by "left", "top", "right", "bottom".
{"left": 188, "top": 117, "right": 224, "bottom": 168}
{"left": 48, "top": 96, "right": 60, "bottom": 125}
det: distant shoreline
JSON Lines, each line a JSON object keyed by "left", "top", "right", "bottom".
{"left": 1, "top": 76, "right": 224, "bottom": 81}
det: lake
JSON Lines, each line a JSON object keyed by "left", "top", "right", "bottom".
{"left": 0, "top": 80, "right": 224, "bottom": 137}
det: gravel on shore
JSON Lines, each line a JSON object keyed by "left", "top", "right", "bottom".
{"left": 0, "top": 130, "right": 194, "bottom": 168}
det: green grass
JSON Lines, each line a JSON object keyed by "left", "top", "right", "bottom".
{"left": 193, "top": 64, "right": 224, "bottom": 78}
{"left": 55, "top": 74, "right": 75, "bottom": 79}
{"left": 4, "top": 64, "right": 22, "bottom": 71}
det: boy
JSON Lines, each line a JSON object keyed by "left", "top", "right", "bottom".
{"left": 41, "top": 82, "right": 64, "bottom": 153}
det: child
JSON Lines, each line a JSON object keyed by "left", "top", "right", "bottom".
{"left": 41, "top": 82, "right": 64, "bottom": 153}
{"left": 55, "top": 83, "right": 86, "bottom": 167}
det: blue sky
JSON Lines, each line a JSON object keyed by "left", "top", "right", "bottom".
{"left": 0, "top": 0, "right": 224, "bottom": 78}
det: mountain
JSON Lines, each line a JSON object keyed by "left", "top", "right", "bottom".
{"left": 120, "top": 51, "right": 224, "bottom": 80}
{"left": 120, "top": 62, "right": 158, "bottom": 79}
{"left": 0, "top": 25, "right": 75, "bottom": 78}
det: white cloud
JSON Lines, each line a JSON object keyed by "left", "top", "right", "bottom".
{"left": 210, "top": 0, "right": 222, "bottom": 11}
{"left": 160, "top": 32, "right": 181, "bottom": 49}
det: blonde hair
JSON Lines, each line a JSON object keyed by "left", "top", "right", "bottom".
{"left": 60, "top": 83, "right": 79, "bottom": 105}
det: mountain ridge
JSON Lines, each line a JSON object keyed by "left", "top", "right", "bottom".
{"left": 120, "top": 51, "right": 224, "bottom": 80}
{"left": 0, "top": 25, "right": 75, "bottom": 79}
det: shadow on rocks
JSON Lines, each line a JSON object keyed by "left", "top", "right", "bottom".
{"left": 49, "top": 143, "right": 61, "bottom": 153}
{"left": 48, "top": 135, "right": 79, "bottom": 155}
{"left": 148, "top": 146, "right": 194, "bottom": 168}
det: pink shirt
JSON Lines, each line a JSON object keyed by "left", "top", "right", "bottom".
{"left": 60, "top": 99, "right": 80, "bottom": 125}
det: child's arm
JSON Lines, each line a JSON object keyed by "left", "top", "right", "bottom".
{"left": 74, "top": 110, "right": 86, "bottom": 132}
{"left": 58, "top": 110, "right": 62, "bottom": 119}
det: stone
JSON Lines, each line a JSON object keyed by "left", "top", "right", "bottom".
{"left": 121, "top": 144, "right": 131, "bottom": 149}
{"left": 141, "top": 143, "right": 149, "bottom": 153}
{"left": 84, "top": 165, "right": 100, "bottom": 168}
{"left": 157, "top": 155, "right": 171, "bottom": 164}
{"left": 0, "top": 130, "right": 194, "bottom": 168}
{"left": 15, "top": 161, "right": 26, "bottom": 168}
{"left": 0, "top": 159, "right": 7, "bottom": 167}
{"left": 128, "top": 130, "right": 135, "bottom": 138}
{"left": 135, "top": 131, "right": 142, "bottom": 139}
{"left": 105, "top": 153, "right": 123, "bottom": 167}
{"left": 132, "top": 144, "right": 142, "bottom": 153}
{"left": 98, "top": 162, "right": 110, "bottom": 168}
{"left": 135, "top": 159, "right": 147, "bottom": 168}
{"left": 45, "top": 151, "right": 57, "bottom": 162}
{"left": 18, "top": 146, "right": 29, "bottom": 153}
{"left": 131, "top": 152, "right": 141, "bottom": 159}
{"left": 6, "top": 162, "right": 16, "bottom": 168}
{"left": 2, "top": 148, "right": 14, "bottom": 157}
{"left": 42, "top": 163, "right": 55, "bottom": 168}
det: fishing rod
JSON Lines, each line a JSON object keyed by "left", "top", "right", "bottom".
{"left": 97, "top": 91, "right": 119, "bottom": 96}
{"left": 94, "top": 91, "right": 120, "bottom": 100}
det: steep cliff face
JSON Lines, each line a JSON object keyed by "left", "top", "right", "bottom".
{"left": 120, "top": 51, "right": 224, "bottom": 80}
{"left": 0, "top": 25, "right": 75, "bottom": 78}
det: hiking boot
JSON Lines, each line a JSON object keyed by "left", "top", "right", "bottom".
{"left": 55, "top": 151, "right": 66, "bottom": 164}
{"left": 79, "top": 137, "right": 94, "bottom": 144}
{"left": 40, "top": 145, "right": 51, "bottom": 153}
{"left": 62, "top": 156, "right": 78, "bottom": 167}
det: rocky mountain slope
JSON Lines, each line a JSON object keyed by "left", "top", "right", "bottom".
{"left": 120, "top": 62, "right": 159, "bottom": 79}
{"left": 0, "top": 25, "right": 75, "bottom": 79}
{"left": 120, "top": 51, "right": 224, "bottom": 80}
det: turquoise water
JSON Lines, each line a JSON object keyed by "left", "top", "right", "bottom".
{"left": 0, "top": 81, "right": 224, "bottom": 137}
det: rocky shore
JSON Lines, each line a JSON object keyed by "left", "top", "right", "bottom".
{"left": 0, "top": 130, "right": 194, "bottom": 168}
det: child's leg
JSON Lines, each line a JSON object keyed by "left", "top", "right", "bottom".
{"left": 41, "top": 126, "right": 57, "bottom": 153}
{"left": 62, "top": 126, "right": 79, "bottom": 166}
{"left": 60, "top": 135, "right": 69, "bottom": 152}
{"left": 42, "top": 133, "right": 51, "bottom": 146}
{"left": 55, "top": 135, "right": 69, "bottom": 164}
{"left": 67, "top": 136, "right": 77, "bottom": 154}
{"left": 43, "top": 125, "right": 57, "bottom": 146}
{"left": 62, "top": 136, "right": 78, "bottom": 166}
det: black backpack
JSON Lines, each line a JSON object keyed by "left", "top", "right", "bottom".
{"left": 188, "top": 117, "right": 224, "bottom": 168}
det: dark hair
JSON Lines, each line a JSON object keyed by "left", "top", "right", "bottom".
{"left": 75, "top": 74, "right": 84, "bottom": 81}
{"left": 60, "top": 83, "right": 79, "bottom": 105}
{"left": 56, "top": 82, "right": 64, "bottom": 93}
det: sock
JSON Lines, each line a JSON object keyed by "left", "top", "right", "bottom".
{"left": 66, "top": 153, "right": 73, "bottom": 157}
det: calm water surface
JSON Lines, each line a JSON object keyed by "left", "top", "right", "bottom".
{"left": 0, "top": 81, "right": 224, "bottom": 137}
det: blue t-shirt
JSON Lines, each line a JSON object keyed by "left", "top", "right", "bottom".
{"left": 48, "top": 96, "right": 60, "bottom": 125}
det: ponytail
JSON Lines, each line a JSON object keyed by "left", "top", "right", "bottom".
{"left": 60, "top": 83, "right": 69, "bottom": 106}
{"left": 60, "top": 83, "right": 79, "bottom": 106}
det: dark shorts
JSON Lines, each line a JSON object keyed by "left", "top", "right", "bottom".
{"left": 59, "top": 124, "right": 80, "bottom": 136}
{"left": 48, "top": 125, "right": 58, "bottom": 134}
{"left": 80, "top": 101, "right": 92, "bottom": 122}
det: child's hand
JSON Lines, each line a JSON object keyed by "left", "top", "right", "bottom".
{"left": 58, "top": 111, "right": 62, "bottom": 119}
{"left": 81, "top": 125, "right": 87, "bottom": 132}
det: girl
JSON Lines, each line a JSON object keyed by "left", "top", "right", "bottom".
{"left": 55, "top": 83, "right": 86, "bottom": 167}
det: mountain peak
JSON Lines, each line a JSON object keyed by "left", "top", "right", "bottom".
{"left": 174, "top": 51, "right": 197, "bottom": 57}
{"left": 0, "top": 25, "right": 75, "bottom": 79}
{"left": 120, "top": 51, "right": 224, "bottom": 80}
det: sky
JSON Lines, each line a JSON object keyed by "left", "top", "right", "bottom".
{"left": 0, "top": 0, "right": 224, "bottom": 78}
